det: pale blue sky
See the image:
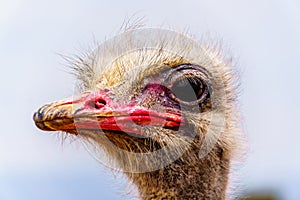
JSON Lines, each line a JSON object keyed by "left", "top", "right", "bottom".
{"left": 1, "top": 0, "right": 300, "bottom": 199}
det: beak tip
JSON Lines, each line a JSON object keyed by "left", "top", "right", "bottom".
{"left": 33, "top": 107, "right": 54, "bottom": 131}
{"left": 33, "top": 110, "right": 41, "bottom": 122}
{"left": 33, "top": 103, "right": 50, "bottom": 122}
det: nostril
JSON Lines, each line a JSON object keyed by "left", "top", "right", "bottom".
{"left": 88, "top": 98, "right": 106, "bottom": 109}
{"left": 96, "top": 99, "right": 106, "bottom": 107}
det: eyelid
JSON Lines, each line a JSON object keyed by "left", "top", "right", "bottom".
{"left": 168, "top": 68, "right": 205, "bottom": 87}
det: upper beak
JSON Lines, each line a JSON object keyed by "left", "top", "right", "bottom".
{"left": 33, "top": 90, "right": 183, "bottom": 136}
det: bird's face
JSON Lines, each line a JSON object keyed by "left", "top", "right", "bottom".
{"left": 33, "top": 29, "right": 235, "bottom": 172}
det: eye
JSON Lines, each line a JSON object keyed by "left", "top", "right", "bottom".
{"left": 169, "top": 68, "right": 210, "bottom": 106}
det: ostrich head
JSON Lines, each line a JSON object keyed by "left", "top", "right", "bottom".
{"left": 33, "top": 28, "right": 240, "bottom": 199}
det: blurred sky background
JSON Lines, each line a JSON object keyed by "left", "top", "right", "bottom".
{"left": 0, "top": 0, "right": 300, "bottom": 199}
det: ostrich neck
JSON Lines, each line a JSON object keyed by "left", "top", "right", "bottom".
{"left": 128, "top": 145, "right": 230, "bottom": 200}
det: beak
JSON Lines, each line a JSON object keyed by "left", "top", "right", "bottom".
{"left": 33, "top": 90, "right": 183, "bottom": 136}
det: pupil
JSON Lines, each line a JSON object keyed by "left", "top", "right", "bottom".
{"left": 171, "top": 78, "right": 203, "bottom": 102}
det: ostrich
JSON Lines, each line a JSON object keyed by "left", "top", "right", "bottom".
{"left": 33, "top": 28, "right": 241, "bottom": 199}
